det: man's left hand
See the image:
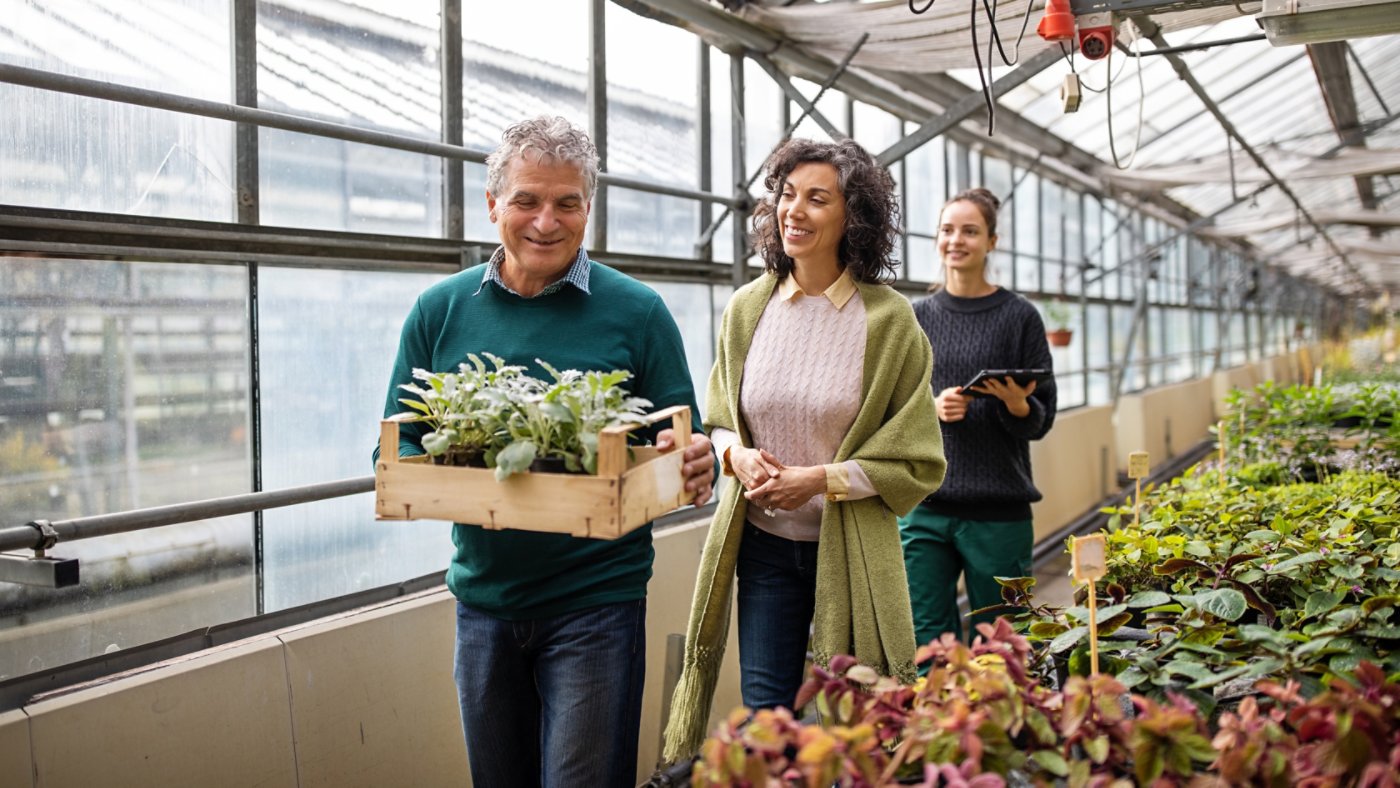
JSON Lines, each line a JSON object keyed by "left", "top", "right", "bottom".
{"left": 657, "top": 429, "right": 716, "bottom": 506}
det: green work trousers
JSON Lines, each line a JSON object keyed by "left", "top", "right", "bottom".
{"left": 898, "top": 507, "right": 1034, "bottom": 647}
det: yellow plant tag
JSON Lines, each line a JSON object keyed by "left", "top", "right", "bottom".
{"left": 1127, "top": 451, "right": 1150, "bottom": 480}
{"left": 1071, "top": 533, "right": 1107, "bottom": 583}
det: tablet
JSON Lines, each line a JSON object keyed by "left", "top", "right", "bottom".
{"left": 961, "top": 368, "right": 1053, "bottom": 396}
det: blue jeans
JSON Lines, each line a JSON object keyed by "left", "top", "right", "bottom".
{"left": 453, "top": 599, "right": 646, "bottom": 788}
{"left": 736, "top": 523, "right": 819, "bottom": 712}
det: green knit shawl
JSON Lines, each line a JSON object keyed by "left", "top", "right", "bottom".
{"left": 662, "top": 273, "right": 947, "bottom": 762}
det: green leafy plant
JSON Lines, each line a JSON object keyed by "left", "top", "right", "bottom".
{"left": 397, "top": 353, "right": 524, "bottom": 466}
{"left": 1043, "top": 298, "right": 1074, "bottom": 331}
{"left": 397, "top": 354, "right": 652, "bottom": 480}
{"left": 492, "top": 361, "right": 652, "bottom": 480}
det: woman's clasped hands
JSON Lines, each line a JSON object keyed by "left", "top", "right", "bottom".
{"left": 730, "top": 446, "right": 826, "bottom": 516}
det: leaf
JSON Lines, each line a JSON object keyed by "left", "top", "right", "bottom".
{"left": 1083, "top": 734, "right": 1110, "bottom": 765}
{"left": 1237, "top": 624, "right": 1288, "bottom": 645}
{"left": 1093, "top": 603, "right": 1129, "bottom": 624}
{"left": 1097, "top": 612, "right": 1135, "bottom": 637}
{"left": 1245, "top": 657, "right": 1286, "bottom": 677}
{"left": 538, "top": 401, "right": 575, "bottom": 424}
{"left": 1269, "top": 551, "right": 1324, "bottom": 573}
{"left": 1165, "top": 660, "right": 1216, "bottom": 683}
{"left": 1154, "top": 558, "right": 1211, "bottom": 576}
{"left": 1029, "top": 621, "right": 1069, "bottom": 638}
{"left": 1050, "top": 626, "right": 1089, "bottom": 654}
{"left": 1330, "top": 563, "right": 1365, "bottom": 580}
{"left": 1245, "top": 529, "right": 1282, "bottom": 543}
{"left": 1363, "top": 595, "right": 1400, "bottom": 615}
{"left": 845, "top": 664, "right": 878, "bottom": 684}
{"left": 1030, "top": 750, "right": 1070, "bottom": 777}
{"left": 1187, "top": 663, "right": 1253, "bottom": 690}
{"left": 493, "top": 440, "right": 537, "bottom": 480}
{"left": 1303, "top": 590, "right": 1346, "bottom": 621}
{"left": 421, "top": 431, "right": 451, "bottom": 456}
{"left": 1118, "top": 666, "right": 1149, "bottom": 689}
{"left": 1223, "top": 552, "right": 1263, "bottom": 570}
{"left": 1127, "top": 590, "right": 1171, "bottom": 608}
{"left": 1185, "top": 540, "right": 1212, "bottom": 557}
{"left": 396, "top": 398, "right": 433, "bottom": 416}
{"left": 1196, "top": 588, "right": 1248, "bottom": 622}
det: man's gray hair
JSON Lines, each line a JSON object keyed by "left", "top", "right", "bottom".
{"left": 485, "top": 116, "right": 600, "bottom": 200}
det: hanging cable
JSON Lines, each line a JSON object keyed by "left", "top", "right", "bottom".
{"left": 911, "top": 0, "right": 1038, "bottom": 137}
{"left": 969, "top": 0, "right": 996, "bottom": 134}
{"left": 1064, "top": 36, "right": 1130, "bottom": 94}
{"left": 1105, "top": 23, "right": 1146, "bottom": 170}
{"left": 980, "top": 0, "right": 1036, "bottom": 66}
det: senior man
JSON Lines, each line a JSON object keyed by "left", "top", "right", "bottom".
{"left": 376, "top": 115, "right": 715, "bottom": 787}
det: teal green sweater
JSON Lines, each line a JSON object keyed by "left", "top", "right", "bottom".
{"left": 377, "top": 261, "right": 701, "bottom": 620}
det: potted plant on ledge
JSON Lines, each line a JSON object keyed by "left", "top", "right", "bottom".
{"left": 1044, "top": 299, "right": 1074, "bottom": 348}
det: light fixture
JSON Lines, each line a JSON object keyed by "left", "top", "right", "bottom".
{"left": 1257, "top": 0, "right": 1400, "bottom": 46}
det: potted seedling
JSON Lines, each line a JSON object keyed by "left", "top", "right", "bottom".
{"left": 396, "top": 353, "right": 522, "bottom": 467}
{"left": 493, "top": 362, "right": 652, "bottom": 480}
{"left": 1044, "top": 299, "right": 1075, "bottom": 347}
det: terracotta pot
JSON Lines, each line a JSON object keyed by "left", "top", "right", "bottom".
{"left": 1046, "top": 328, "right": 1074, "bottom": 347}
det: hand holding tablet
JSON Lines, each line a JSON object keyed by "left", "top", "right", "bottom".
{"left": 961, "top": 368, "right": 1053, "bottom": 397}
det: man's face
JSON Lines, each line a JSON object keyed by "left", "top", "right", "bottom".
{"left": 486, "top": 153, "right": 591, "bottom": 296}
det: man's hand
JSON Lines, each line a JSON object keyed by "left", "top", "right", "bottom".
{"left": 657, "top": 429, "right": 716, "bottom": 506}
{"left": 935, "top": 386, "right": 969, "bottom": 423}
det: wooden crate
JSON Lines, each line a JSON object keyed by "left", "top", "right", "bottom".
{"left": 375, "top": 405, "right": 695, "bottom": 539}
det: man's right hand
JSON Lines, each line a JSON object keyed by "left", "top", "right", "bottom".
{"left": 935, "top": 387, "right": 969, "bottom": 423}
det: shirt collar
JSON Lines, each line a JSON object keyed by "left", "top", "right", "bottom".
{"left": 776, "top": 268, "right": 857, "bottom": 309}
{"left": 473, "top": 246, "right": 592, "bottom": 297}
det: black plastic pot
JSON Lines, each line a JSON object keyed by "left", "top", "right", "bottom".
{"left": 528, "top": 456, "right": 582, "bottom": 474}
{"left": 432, "top": 448, "right": 487, "bottom": 467}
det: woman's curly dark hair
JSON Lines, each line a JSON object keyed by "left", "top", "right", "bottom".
{"left": 750, "top": 138, "right": 901, "bottom": 284}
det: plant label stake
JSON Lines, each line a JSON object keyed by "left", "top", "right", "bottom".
{"left": 1071, "top": 533, "right": 1107, "bottom": 676}
{"left": 1128, "top": 451, "right": 1149, "bottom": 527}
{"left": 1217, "top": 420, "right": 1226, "bottom": 488}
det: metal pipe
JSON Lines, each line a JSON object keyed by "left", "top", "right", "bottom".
{"left": 730, "top": 52, "right": 748, "bottom": 288}
{"left": 0, "top": 63, "right": 488, "bottom": 163}
{"left": 749, "top": 54, "right": 845, "bottom": 141}
{"left": 589, "top": 0, "right": 609, "bottom": 250}
{"left": 1133, "top": 22, "right": 1371, "bottom": 294}
{"left": 232, "top": 0, "right": 259, "bottom": 225}
{"left": 0, "top": 477, "right": 376, "bottom": 553}
{"left": 697, "top": 41, "right": 714, "bottom": 262}
{"left": 0, "top": 63, "right": 733, "bottom": 208}
{"left": 694, "top": 33, "right": 868, "bottom": 252}
{"left": 1131, "top": 33, "right": 1267, "bottom": 57}
{"left": 876, "top": 47, "right": 1062, "bottom": 167}
{"left": 442, "top": 0, "right": 465, "bottom": 240}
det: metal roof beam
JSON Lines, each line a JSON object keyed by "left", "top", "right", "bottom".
{"left": 1130, "top": 17, "right": 1373, "bottom": 295}
{"left": 875, "top": 48, "right": 1062, "bottom": 167}
{"left": 1308, "top": 42, "right": 1378, "bottom": 217}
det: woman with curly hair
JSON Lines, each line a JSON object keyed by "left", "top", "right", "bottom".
{"left": 662, "top": 138, "right": 947, "bottom": 761}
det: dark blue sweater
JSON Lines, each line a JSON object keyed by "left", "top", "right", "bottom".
{"left": 911, "top": 288, "right": 1057, "bottom": 521}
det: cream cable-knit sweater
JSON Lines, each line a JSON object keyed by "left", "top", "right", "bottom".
{"left": 711, "top": 277, "right": 876, "bottom": 541}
